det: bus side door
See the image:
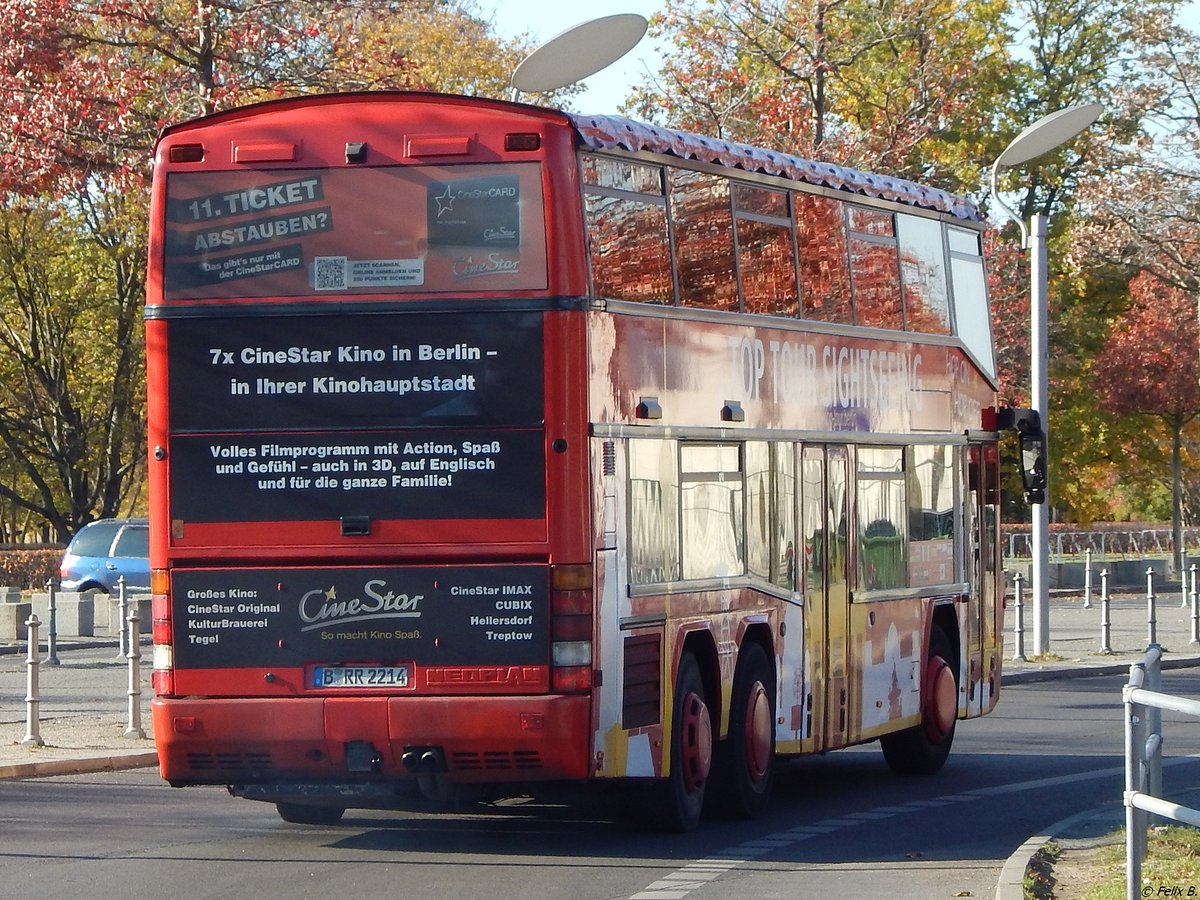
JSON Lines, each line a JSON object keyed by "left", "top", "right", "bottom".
{"left": 801, "top": 444, "right": 851, "bottom": 751}
{"left": 966, "top": 443, "right": 1002, "bottom": 714}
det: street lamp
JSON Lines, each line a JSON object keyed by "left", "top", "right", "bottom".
{"left": 990, "top": 103, "right": 1102, "bottom": 656}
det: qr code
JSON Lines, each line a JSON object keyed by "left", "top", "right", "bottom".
{"left": 313, "top": 256, "right": 347, "bottom": 291}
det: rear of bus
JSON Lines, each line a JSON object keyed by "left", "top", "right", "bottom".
{"left": 145, "top": 93, "right": 597, "bottom": 817}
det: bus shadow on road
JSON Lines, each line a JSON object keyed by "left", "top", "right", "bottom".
{"left": 315, "top": 746, "right": 1160, "bottom": 866}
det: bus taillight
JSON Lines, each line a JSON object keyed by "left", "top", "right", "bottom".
{"left": 151, "top": 593, "right": 172, "bottom": 645}
{"left": 151, "top": 572, "right": 174, "bottom": 695}
{"left": 550, "top": 564, "right": 593, "bottom": 693}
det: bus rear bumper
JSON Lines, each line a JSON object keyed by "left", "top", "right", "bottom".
{"left": 152, "top": 694, "right": 592, "bottom": 785}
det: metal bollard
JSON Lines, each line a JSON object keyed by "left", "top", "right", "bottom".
{"left": 1100, "top": 569, "right": 1112, "bottom": 654}
{"left": 1191, "top": 565, "right": 1199, "bottom": 646}
{"left": 44, "top": 578, "right": 59, "bottom": 666}
{"left": 1185, "top": 558, "right": 1192, "bottom": 608}
{"left": 22, "top": 614, "right": 44, "bottom": 746}
{"left": 1012, "top": 571, "right": 1026, "bottom": 661}
{"left": 1083, "top": 548, "right": 1093, "bottom": 609}
{"left": 124, "top": 604, "right": 145, "bottom": 738}
{"left": 1147, "top": 567, "right": 1158, "bottom": 647}
{"left": 116, "top": 576, "right": 128, "bottom": 660}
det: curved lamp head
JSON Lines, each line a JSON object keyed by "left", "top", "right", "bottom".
{"left": 996, "top": 103, "right": 1104, "bottom": 168}
{"left": 511, "top": 14, "right": 648, "bottom": 98}
{"left": 990, "top": 102, "right": 1103, "bottom": 245}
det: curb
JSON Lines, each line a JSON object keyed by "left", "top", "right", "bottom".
{"left": 1001, "top": 655, "right": 1200, "bottom": 685}
{"left": 0, "top": 751, "right": 158, "bottom": 782}
{"left": 994, "top": 805, "right": 1116, "bottom": 900}
{"left": 995, "top": 829, "right": 1053, "bottom": 900}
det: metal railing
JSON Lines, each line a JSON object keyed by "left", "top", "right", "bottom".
{"left": 1122, "top": 644, "right": 1200, "bottom": 900}
{"left": 1006, "top": 528, "right": 1200, "bottom": 560}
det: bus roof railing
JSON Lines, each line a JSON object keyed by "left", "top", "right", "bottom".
{"left": 569, "top": 113, "right": 981, "bottom": 223}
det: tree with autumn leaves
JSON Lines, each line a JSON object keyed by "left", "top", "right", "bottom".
{"left": 1091, "top": 273, "right": 1200, "bottom": 568}
{"left": 2, "top": 0, "right": 1200, "bottom": 538}
{"left": 0, "top": 0, "right": 553, "bottom": 540}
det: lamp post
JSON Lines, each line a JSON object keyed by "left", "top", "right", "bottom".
{"left": 990, "top": 103, "right": 1102, "bottom": 656}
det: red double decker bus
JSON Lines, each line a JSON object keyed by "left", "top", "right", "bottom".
{"left": 146, "top": 92, "right": 1041, "bottom": 831}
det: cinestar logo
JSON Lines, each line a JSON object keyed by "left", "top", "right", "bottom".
{"left": 482, "top": 226, "right": 517, "bottom": 243}
{"left": 298, "top": 580, "right": 423, "bottom": 631}
{"left": 451, "top": 253, "right": 520, "bottom": 279}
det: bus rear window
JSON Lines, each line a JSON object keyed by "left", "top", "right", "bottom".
{"left": 162, "top": 163, "right": 547, "bottom": 299}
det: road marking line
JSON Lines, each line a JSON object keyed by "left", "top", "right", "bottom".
{"left": 626, "top": 754, "right": 1200, "bottom": 899}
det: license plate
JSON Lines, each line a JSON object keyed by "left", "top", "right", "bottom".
{"left": 312, "top": 665, "right": 409, "bottom": 688}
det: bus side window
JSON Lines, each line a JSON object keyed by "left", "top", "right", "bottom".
{"left": 896, "top": 214, "right": 951, "bottom": 335}
{"left": 680, "top": 443, "right": 744, "bottom": 579}
{"left": 582, "top": 156, "right": 672, "bottom": 305}
{"left": 584, "top": 192, "right": 672, "bottom": 304}
{"left": 628, "top": 439, "right": 681, "bottom": 584}
{"left": 856, "top": 446, "right": 908, "bottom": 591}
{"left": 746, "top": 441, "right": 797, "bottom": 590}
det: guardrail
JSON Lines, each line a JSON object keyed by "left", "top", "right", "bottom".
{"left": 1122, "top": 644, "right": 1200, "bottom": 900}
{"left": 1006, "top": 528, "right": 1200, "bottom": 560}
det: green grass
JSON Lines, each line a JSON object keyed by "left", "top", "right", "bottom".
{"left": 1045, "top": 826, "right": 1200, "bottom": 900}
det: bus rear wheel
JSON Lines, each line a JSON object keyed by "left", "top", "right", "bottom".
{"left": 650, "top": 651, "right": 711, "bottom": 832}
{"left": 275, "top": 802, "right": 346, "bottom": 825}
{"left": 880, "top": 623, "right": 957, "bottom": 776}
{"left": 707, "top": 641, "right": 774, "bottom": 819}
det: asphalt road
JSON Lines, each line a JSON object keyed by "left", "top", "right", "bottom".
{"left": 5, "top": 670, "right": 1199, "bottom": 900}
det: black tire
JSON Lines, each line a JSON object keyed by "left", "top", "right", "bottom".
{"left": 275, "top": 802, "right": 346, "bottom": 825}
{"left": 649, "top": 652, "right": 712, "bottom": 832}
{"left": 880, "top": 623, "right": 957, "bottom": 776}
{"left": 706, "top": 641, "right": 774, "bottom": 819}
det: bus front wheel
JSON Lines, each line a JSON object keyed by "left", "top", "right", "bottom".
{"left": 880, "top": 623, "right": 957, "bottom": 776}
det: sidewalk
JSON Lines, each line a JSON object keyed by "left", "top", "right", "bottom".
{"left": 1001, "top": 584, "right": 1200, "bottom": 682}
{"left": 0, "top": 636, "right": 157, "bottom": 781}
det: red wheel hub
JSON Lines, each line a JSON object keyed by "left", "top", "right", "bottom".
{"left": 679, "top": 691, "right": 712, "bottom": 790}
{"left": 742, "top": 680, "right": 772, "bottom": 782}
{"left": 923, "top": 655, "right": 957, "bottom": 742}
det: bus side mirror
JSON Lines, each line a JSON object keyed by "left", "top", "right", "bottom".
{"left": 1019, "top": 432, "right": 1046, "bottom": 504}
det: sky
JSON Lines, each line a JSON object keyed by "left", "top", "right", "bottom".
{"left": 483, "top": 2, "right": 666, "bottom": 115}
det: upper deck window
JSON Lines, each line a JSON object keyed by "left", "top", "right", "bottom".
{"left": 583, "top": 156, "right": 673, "bottom": 303}
{"left": 795, "top": 193, "right": 853, "bottom": 323}
{"left": 734, "top": 185, "right": 798, "bottom": 317}
{"left": 579, "top": 151, "right": 989, "bottom": 372}
{"left": 670, "top": 170, "right": 737, "bottom": 311}
{"left": 897, "top": 214, "right": 951, "bottom": 335}
{"left": 162, "top": 163, "right": 547, "bottom": 300}
{"left": 846, "top": 206, "right": 903, "bottom": 330}
{"left": 947, "top": 225, "right": 995, "bottom": 380}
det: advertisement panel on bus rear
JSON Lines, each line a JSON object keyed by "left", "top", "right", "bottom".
{"left": 172, "top": 565, "right": 548, "bottom": 669}
{"left": 165, "top": 310, "right": 546, "bottom": 523}
{"left": 161, "top": 164, "right": 547, "bottom": 299}
{"left": 168, "top": 311, "right": 543, "bottom": 431}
